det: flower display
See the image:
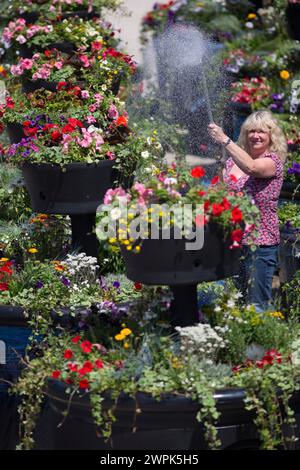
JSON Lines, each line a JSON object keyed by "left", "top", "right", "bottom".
{"left": 0, "top": 0, "right": 122, "bottom": 18}
{"left": 97, "top": 163, "right": 260, "bottom": 252}
{"left": 230, "top": 77, "right": 272, "bottom": 108}
{"left": 1, "top": 17, "right": 119, "bottom": 52}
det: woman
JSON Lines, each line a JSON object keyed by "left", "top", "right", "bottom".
{"left": 208, "top": 110, "right": 287, "bottom": 312}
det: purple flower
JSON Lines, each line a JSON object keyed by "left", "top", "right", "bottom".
{"left": 35, "top": 280, "right": 44, "bottom": 289}
{"left": 113, "top": 281, "right": 120, "bottom": 289}
{"left": 60, "top": 276, "right": 71, "bottom": 287}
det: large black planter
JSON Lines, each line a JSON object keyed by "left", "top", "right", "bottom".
{"left": 280, "top": 180, "right": 300, "bottom": 200}
{"left": 0, "top": 305, "right": 30, "bottom": 450}
{"left": 286, "top": 3, "right": 300, "bottom": 41}
{"left": 46, "top": 379, "right": 300, "bottom": 450}
{"left": 22, "top": 161, "right": 118, "bottom": 215}
{"left": 279, "top": 227, "right": 300, "bottom": 283}
{"left": 121, "top": 225, "right": 239, "bottom": 286}
{"left": 121, "top": 224, "right": 240, "bottom": 326}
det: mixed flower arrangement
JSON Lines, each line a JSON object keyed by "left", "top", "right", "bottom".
{"left": 97, "top": 163, "right": 260, "bottom": 252}
{"left": 0, "top": 0, "right": 122, "bottom": 18}
{"left": 1, "top": 16, "right": 119, "bottom": 52}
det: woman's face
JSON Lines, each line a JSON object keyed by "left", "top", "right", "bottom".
{"left": 247, "top": 127, "right": 271, "bottom": 157}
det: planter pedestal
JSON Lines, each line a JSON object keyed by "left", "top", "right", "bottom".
{"left": 70, "top": 213, "right": 98, "bottom": 259}
{"left": 22, "top": 161, "right": 121, "bottom": 258}
{"left": 121, "top": 225, "right": 240, "bottom": 327}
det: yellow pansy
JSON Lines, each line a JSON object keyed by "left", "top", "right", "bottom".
{"left": 123, "top": 342, "right": 130, "bottom": 349}
{"left": 121, "top": 328, "right": 132, "bottom": 337}
{"left": 280, "top": 70, "right": 290, "bottom": 80}
{"left": 247, "top": 13, "right": 256, "bottom": 19}
{"left": 115, "top": 333, "right": 125, "bottom": 341}
{"left": 0, "top": 258, "right": 9, "bottom": 262}
{"left": 28, "top": 248, "right": 38, "bottom": 254}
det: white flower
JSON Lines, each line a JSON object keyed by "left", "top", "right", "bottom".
{"left": 245, "top": 22, "right": 254, "bottom": 29}
{"left": 87, "top": 125, "right": 100, "bottom": 134}
{"left": 141, "top": 151, "right": 149, "bottom": 159}
{"left": 111, "top": 208, "right": 122, "bottom": 220}
{"left": 164, "top": 177, "right": 177, "bottom": 185}
{"left": 146, "top": 137, "right": 152, "bottom": 145}
{"left": 101, "top": 84, "right": 107, "bottom": 91}
{"left": 214, "top": 305, "right": 222, "bottom": 313}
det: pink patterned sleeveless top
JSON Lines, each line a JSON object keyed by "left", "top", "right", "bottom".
{"left": 223, "top": 153, "right": 283, "bottom": 246}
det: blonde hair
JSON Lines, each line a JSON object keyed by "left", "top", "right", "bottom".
{"left": 237, "top": 110, "right": 288, "bottom": 163}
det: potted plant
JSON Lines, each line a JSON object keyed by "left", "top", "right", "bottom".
{"left": 4, "top": 85, "right": 161, "bottom": 215}
{"left": 1, "top": 16, "right": 119, "bottom": 58}
{"left": 9, "top": 46, "right": 136, "bottom": 95}
{"left": 12, "top": 290, "right": 300, "bottom": 451}
{"left": 96, "top": 164, "right": 259, "bottom": 325}
{"left": 0, "top": 0, "right": 122, "bottom": 23}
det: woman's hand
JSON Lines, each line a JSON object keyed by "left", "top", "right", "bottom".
{"left": 208, "top": 123, "right": 228, "bottom": 144}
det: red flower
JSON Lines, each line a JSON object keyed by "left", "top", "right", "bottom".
{"left": 6, "top": 97, "right": 15, "bottom": 109}
{"left": 24, "top": 127, "right": 38, "bottom": 136}
{"left": 72, "top": 335, "right": 81, "bottom": 344}
{"left": 116, "top": 116, "right": 128, "bottom": 127}
{"left": 68, "top": 363, "right": 78, "bottom": 372}
{"left": 134, "top": 282, "right": 142, "bottom": 291}
{"left": 80, "top": 340, "right": 92, "bottom": 354}
{"left": 44, "top": 50, "right": 52, "bottom": 57}
{"left": 95, "top": 359, "right": 104, "bottom": 369}
{"left": 79, "top": 379, "right": 90, "bottom": 389}
{"left": 211, "top": 203, "right": 224, "bottom": 217}
{"left": 221, "top": 198, "right": 231, "bottom": 210}
{"left": 62, "top": 124, "right": 76, "bottom": 134}
{"left": 198, "top": 190, "right": 206, "bottom": 197}
{"left": 231, "top": 207, "right": 243, "bottom": 223}
{"left": 231, "top": 229, "right": 244, "bottom": 243}
{"left": 64, "top": 349, "right": 73, "bottom": 359}
{"left": 57, "top": 81, "right": 67, "bottom": 91}
{"left": 210, "top": 176, "right": 219, "bottom": 185}
{"left": 22, "top": 120, "right": 30, "bottom": 127}
{"left": 191, "top": 166, "right": 206, "bottom": 178}
{"left": 51, "top": 130, "right": 62, "bottom": 141}
{"left": 52, "top": 370, "right": 61, "bottom": 379}
{"left": 0, "top": 283, "right": 9, "bottom": 291}
{"left": 67, "top": 118, "right": 83, "bottom": 128}
{"left": 204, "top": 200, "right": 210, "bottom": 212}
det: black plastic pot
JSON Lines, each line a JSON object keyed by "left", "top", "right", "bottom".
{"left": 0, "top": 305, "right": 30, "bottom": 450}
{"left": 286, "top": 3, "right": 300, "bottom": 41}
{"left": 229, "top": 101, "right": 252, "bottom": 141}
{"left": 280, "top": 180, "right": 300, "bottom": 200}
{"left": 22, "top": 78, "right": 58, "bottom": 94}
{"left": 279, "top": 227, "right": 300, "bottom": 283}
{"left": 22, "top": 161, "right": 119, "bottom": 215}
{"left": 18, "top": 41, "right": 75, "bottom": 59}
{"left": 121, "top": 224, "right": 240, "bottom": 286}
{"left": 18, "top": 10, "right": 99, "bottom": 24}
{"left": 46, "top": 379, "right": 300, "bottom": 450}
{"left": 6, "top": 123, "right": 25, "bottom": 144}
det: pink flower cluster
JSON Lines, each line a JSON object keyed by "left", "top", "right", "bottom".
{"left": 10, "top": 53, "right": 64, "bottom": 80}
{"left": 133, "top": 182, "right": 154, "bottom": 206}
{"left": 2, "top": 19, "right": 53, "bottom": 48}
{"left": 104, "top": 188, "right": 131, "bottom": 205}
